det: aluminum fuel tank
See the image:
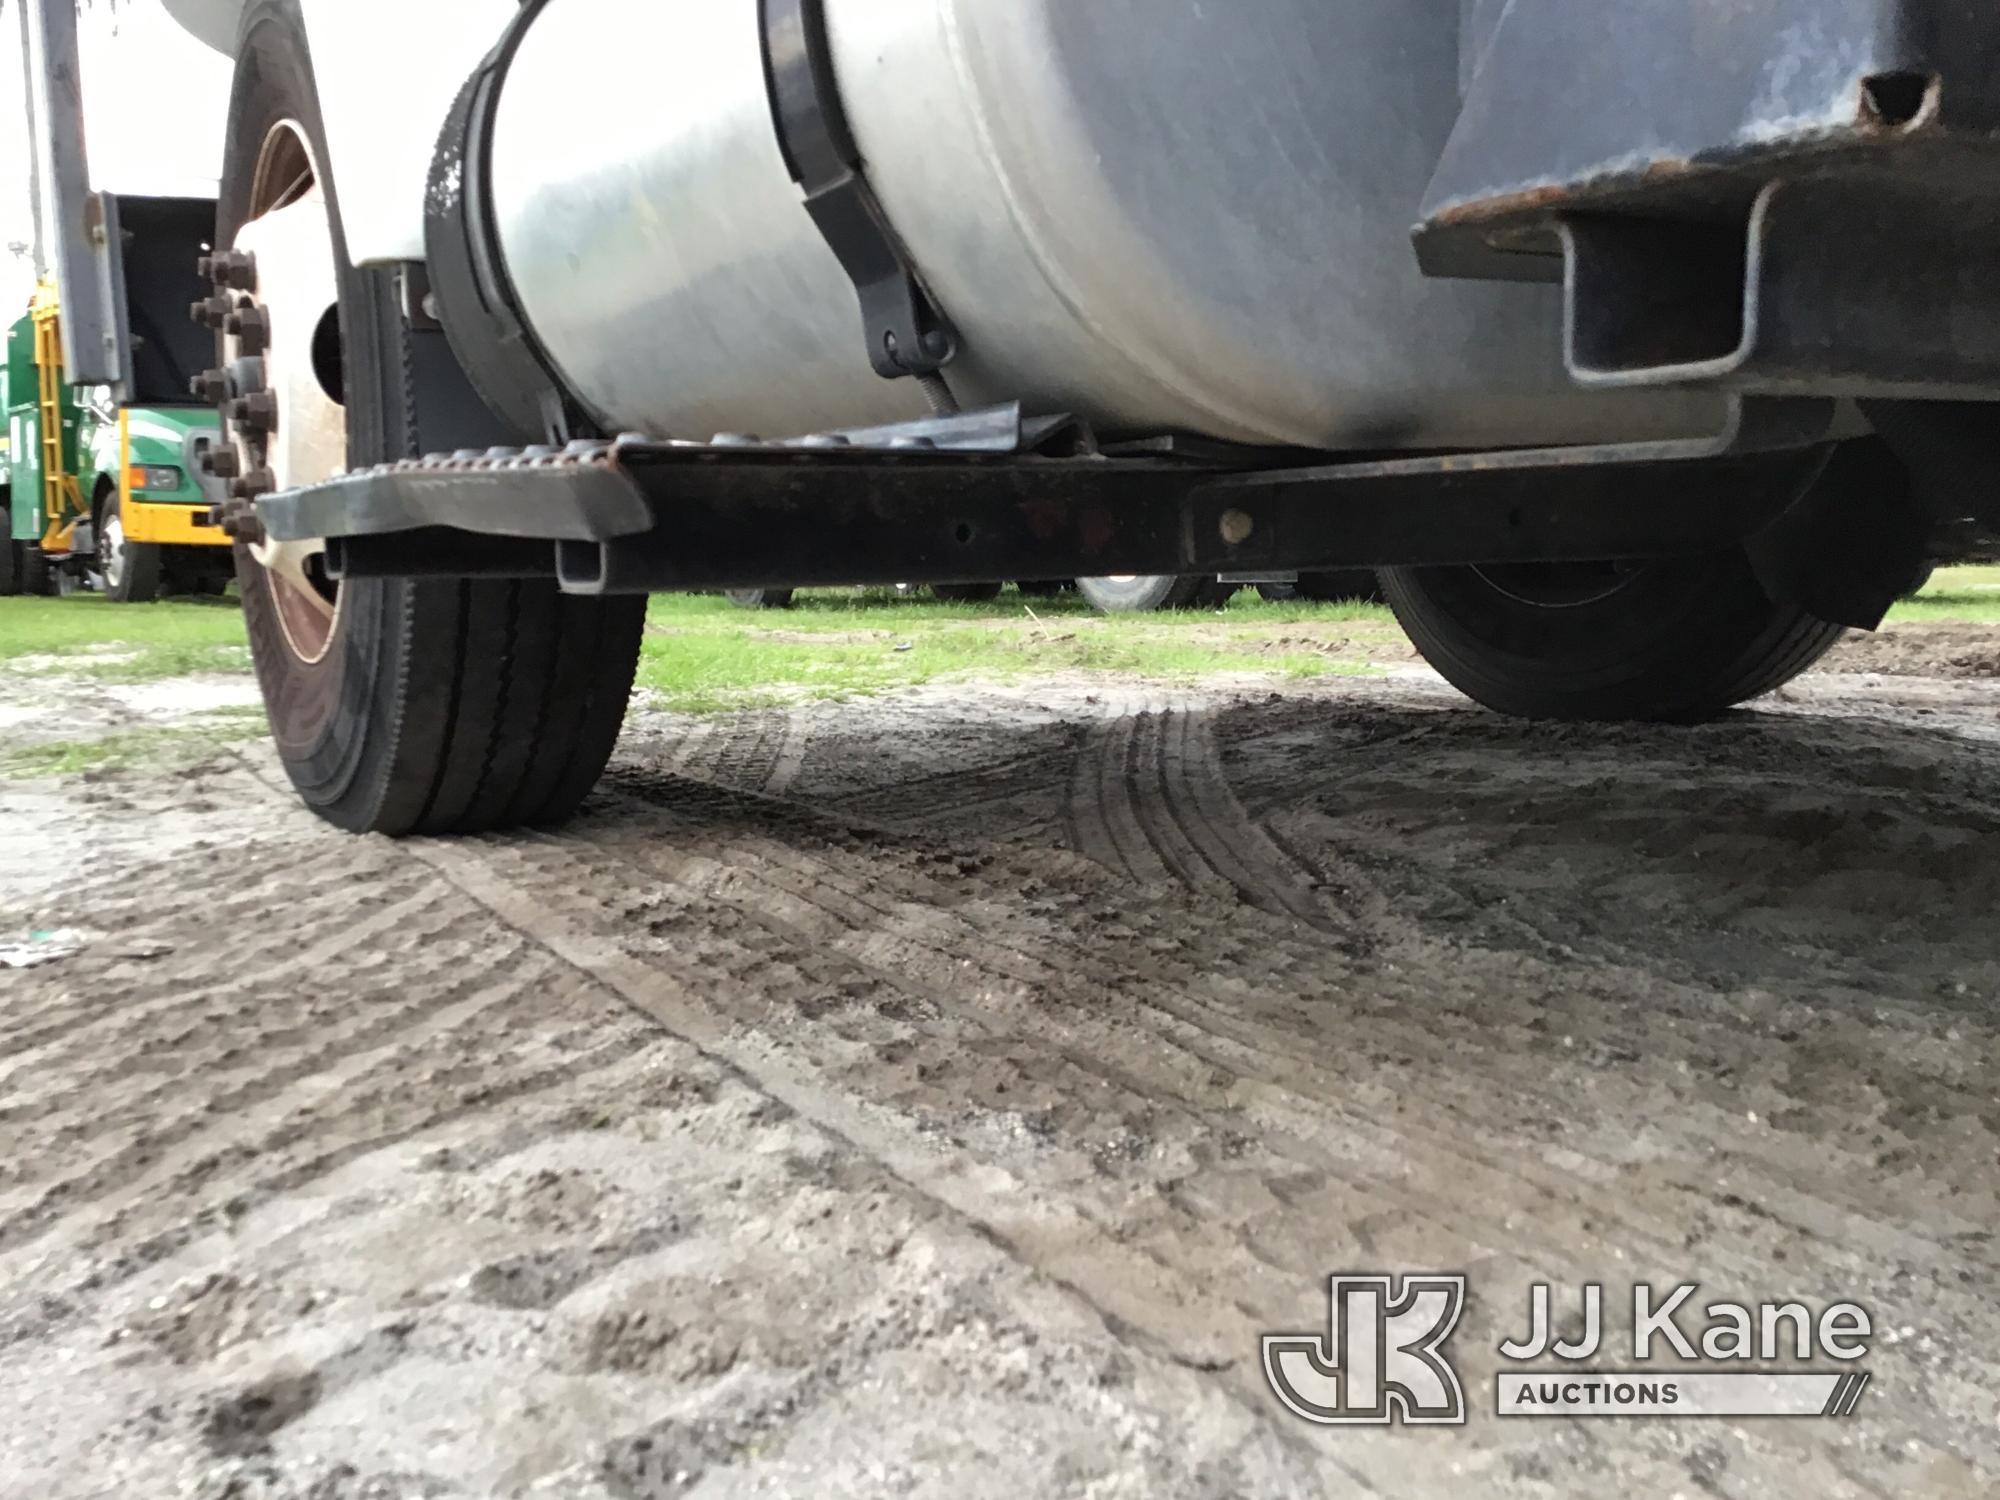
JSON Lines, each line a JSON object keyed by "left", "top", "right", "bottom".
{"left": 489, "top": 0, "right": 1721, "bottom": 448}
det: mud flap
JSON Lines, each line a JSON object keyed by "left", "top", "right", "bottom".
{"left": 1742, "top": 440, "right": 1929, "bottom": 631}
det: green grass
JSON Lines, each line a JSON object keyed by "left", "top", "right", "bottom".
{"left": 0, "top": 594, "right": 250, "bottom": 681}
{"left": 2, "top": 564, "right": 1994, "bottom": 720}
{"left": 1890, "top": 564, "right": 2000, "bottom": 622}
{"left": 0, "top": 715, "right": 267, "bottom": 779}
{"left": 634, "top": 588, "right": 1389, "bottom": 711}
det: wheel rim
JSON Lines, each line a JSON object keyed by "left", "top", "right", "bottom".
{"left": 1470, "top": 561, "right": 1641, "bottom": 611}
{"left": 101, "top": 511, "right": 124, "bottom": 591}
{"left": 231, "top": 120, "right": 347, "bottom": 666}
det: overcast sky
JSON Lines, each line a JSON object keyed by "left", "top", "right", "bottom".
{"left": 1, "top": 0, "right": 230, "bottom": 313}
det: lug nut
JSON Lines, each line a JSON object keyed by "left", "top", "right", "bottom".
{"left": 222, "top": 506, "right": 266, "bottom": 546}
{"left": 190, "top": 295, "right": 233, "bottom": 329}
{"left": 202, "top": 446, "right": 242, "bottom": 480}
{"left": 232, "top": 392, "right": 280, "bottom": 433}
{"left": 231, "top": 469, "right": 275, "bottom": 501}
{"left": 225, "top": 305, "right": 270, "bottom": 356}
{"left": 191, "top": 367, "right": 233, "bottom": 404}
{"left": 211, "top": 250, "right": 257, "bottom": 291}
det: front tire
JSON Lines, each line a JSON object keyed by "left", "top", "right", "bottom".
{"left": 1380, "top": 550, "right": 1845, "bottom": 723}
{"left": 98, "top": 492, "right": 162, "bottom": 604}
{"left": 221, "top": 0, "right": 643, "bottom": 834}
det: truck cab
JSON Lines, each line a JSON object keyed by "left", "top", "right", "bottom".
{"left": 1, "top": 196, "right": 228, "bottom": 601}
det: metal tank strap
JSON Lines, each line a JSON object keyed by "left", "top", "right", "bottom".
{"left": 759, "top": 0, "right": 961, "bottom": 396}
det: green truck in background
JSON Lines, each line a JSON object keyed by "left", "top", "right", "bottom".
{"left": 1, "top": 196, "right": 231, "bottom": 602}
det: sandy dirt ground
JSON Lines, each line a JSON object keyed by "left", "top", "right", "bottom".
{"left": 1, "top": 625, "right": 1998, "bottom": 1499}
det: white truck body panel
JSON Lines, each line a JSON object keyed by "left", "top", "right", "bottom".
{"left": 163, "top": 0, "right": 510, "bottom": 268}
{"left": 302, "top": 0, "right": 513, "bottom": 265}
{"left": 159, "top": 0, "right": 243, "bottom": 53}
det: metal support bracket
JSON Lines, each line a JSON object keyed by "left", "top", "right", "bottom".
{"left": 25, "top": 0, "right": 128, "bottom": 389}
{"left": 1562, "top": 178, "right": 2000, "bottom": 398}
{"left": 266, "top": 398, "right": 1842, "bottom": 595}
{"left": 760, "top": 0, "right": 957, "bottom": 381}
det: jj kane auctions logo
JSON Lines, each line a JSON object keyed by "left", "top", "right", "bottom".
{"left": 1263, "top": 1276, "right": 1874, "bottom": 1424}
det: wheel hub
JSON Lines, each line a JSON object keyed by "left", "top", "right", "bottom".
{"left": 190, "top": 121, "right": 347, "bottom": 664}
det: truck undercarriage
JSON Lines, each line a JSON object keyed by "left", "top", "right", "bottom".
{"left": 32, "top": 0, "right": 1997, "bottom": 831}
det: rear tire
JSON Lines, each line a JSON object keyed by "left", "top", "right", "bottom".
{"left": 1380, "top": 549, "right": 1845, "bottom": 722}
{"left": 1077, "top": 575, "right": 1233, "bottom": 613}
{"left": 725, "top": 588, "right": 795, "bottom": 609}
{"left": 224, "top": 0, "right": 643, "bottom": 835}
{"left": 99, "top": 492, "right": 163, "bottom": 604}
{"left": 19, "top": 545, "right": 52, "bottom": 597}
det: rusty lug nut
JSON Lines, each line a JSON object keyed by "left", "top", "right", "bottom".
{"left": 225, "top": 305, "right": 270, "bottom": 355}
{"left": 231, "top": 392, "right": 280, "bottom": 433}
{"left": 211, "top": 250, "right": 257, "bottom": 291}
{"left": 190, "top": 295, "right": 233, "bottom": 329}
{"left": 191, "top": 368, "right": 233, "bottom": 404}
{"left": 201, "top": 446, "right": 242, "bottom": 480}
{"left": 231, "top": 469, "right": 276, "bottom": 501}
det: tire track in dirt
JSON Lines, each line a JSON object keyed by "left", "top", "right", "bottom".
{"left": 539, "top": 822, "right": 1639, "bottom": 1282}
{"left": 1257, "top": 708, "right": 2000, "bottom": 1009}
{"left": 0, "top": 846, "right": 411, "bottom": 1060}
{"left": 0, "top": 929, "right": 538, "bottom": 1208}
{"left": 406, "top": 786, "right": 1993, "bottom": 1493}
{"left": 640, "top": 724, "right": 2000, "bottom": 1240}
{"left": 0, "top": 940, "right": 546, "bottom": 1258}
{"left": 0, "top": 880, "right": 471, "bottom": 1102}
{"left": 8, "top": 678, "right": 1998, "bottom": 1496}
{"left": 402, "top": 831, "right": 1368, "bottom": 1488}
{"left": 572, "top": 785, "right": 1832, "bottom": 1316}
{"left": 1063, "top": 701, "right": 1338, "bottom": 930}
{"left": 0, "top": 974, "right": 662, "bottom": 1352}
{"left": 582, "top": 768, "right": 1986, "bottom": 1290}
{"left": 826, "top": 742, "right": 1077, "bottom": 838}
